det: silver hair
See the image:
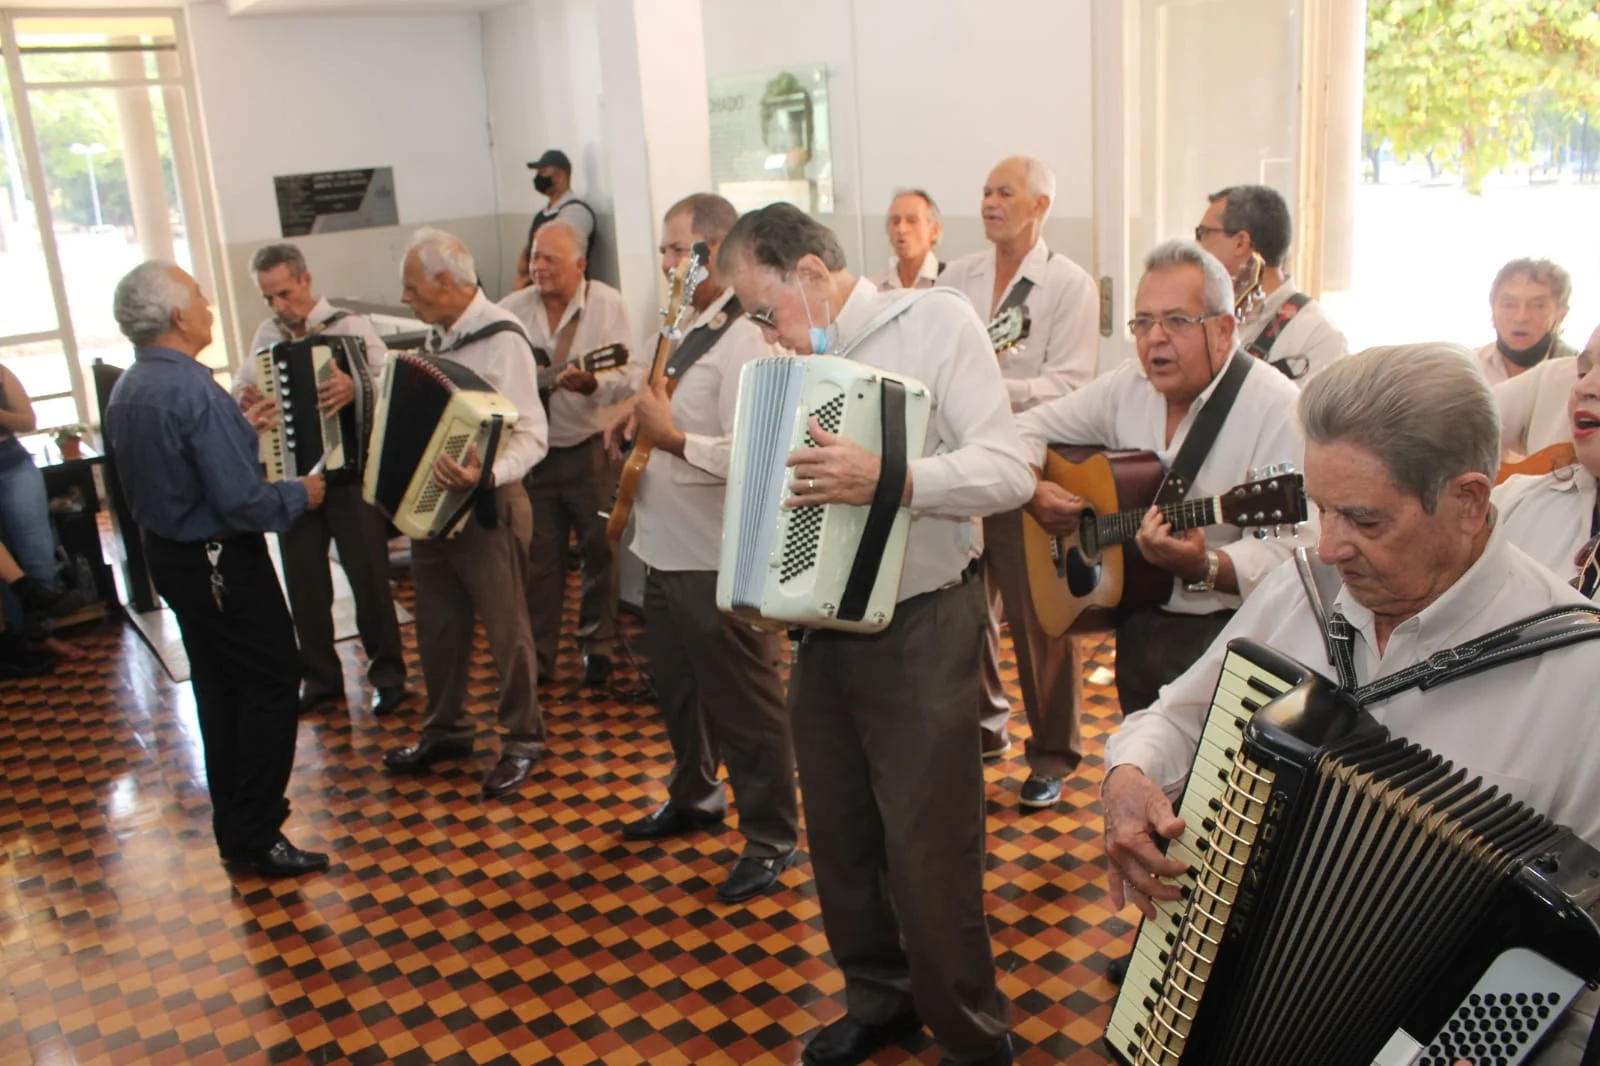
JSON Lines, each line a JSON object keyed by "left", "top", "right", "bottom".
{"left": 113, "top": 260, "right": 190, "bottom": 346}
{"left": 1299, "top": 343, "right": 1500, "bottom": 512}
{"left": 888, "top": 187, "right": 942, "bottom": 226}
{"left": 1143, "top": 239, "right": 1234, "bottom": 316}
{"left": 531, "top": 219, "right": 586, "bottom": 262}
{"left": 1021, "top": 157, "right": 1057, "bottom": 220}
{"left": 404, "top": 227, "right": 476, "bottom": 286}
{"left": 250, "top": 242, "right": 308, "bottom": 278}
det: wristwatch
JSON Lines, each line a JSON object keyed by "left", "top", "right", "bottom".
{"left": 1185, "top": 550, "right": 1221, "bottom": 593}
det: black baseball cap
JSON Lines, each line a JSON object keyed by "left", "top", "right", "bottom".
{"left": 526, "top": 149, "right": 572, "bottom": 172}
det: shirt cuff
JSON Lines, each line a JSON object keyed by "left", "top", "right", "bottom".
{"left": 682, "top": 432, "right": 730, "bottom": 481}
{"left": 1005, "top": 378, "right": 1029, "bottom": 408}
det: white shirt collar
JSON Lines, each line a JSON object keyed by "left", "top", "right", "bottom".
{"left": 431, "top": 289, "right": 494, "bottom": 349}
{"left": 689, "top": 287, "right": 737, "bottom": 332}
{"left": 532, "top": 279, "right": 587, "bottom": 333}
{"left": 884, "top": 250, "right": 940, "bottom": 286}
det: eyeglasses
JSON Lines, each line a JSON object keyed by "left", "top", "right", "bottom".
{"left": 1193, "top": 224, "right": 1232, "bottom": 242}
{"left": 746, "top": 306, "right": 778, "bottom": 329}
{"left": 1128, "top": 311, "right": 1224, "bottom": 337}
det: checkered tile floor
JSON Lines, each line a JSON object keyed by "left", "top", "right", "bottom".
{"left": 1, "top": 572, "right": 1132, "bottom": 1065}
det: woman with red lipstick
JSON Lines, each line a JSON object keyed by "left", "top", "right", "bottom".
{"left": 1492, "top": 344, "right": 1600, "bottom": 597}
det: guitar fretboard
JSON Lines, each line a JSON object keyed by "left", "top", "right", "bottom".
{"left": 1097, "top": 495, "right": 1221, "bottom": 546}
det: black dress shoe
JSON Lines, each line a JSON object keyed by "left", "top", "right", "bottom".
{"left": 242, "top": 838, "right": 330, "bottom": 878}
{"left": 621, "top": 802, "right": 725, "bottom": 841}
{"left": 717, "top": 850, "right": 795, "bottom": 903}
{"left": 373, "top": 686, "right": 408, "bottom": 716}
{"left": 938, "top": 1035, "right": 1012, "bottom": 1066}
{"left": 1106, "top": 956, "right": 1128, "bottom": 985}
{"left": 298, "top": 687, "right": 342, "bottom": 713}
{"left": 801, "top": 1010, "right": 923, "bottom": 1066}
{"left": 383, "top": 735, "right": 473, "bottom": 773}
{"left": 1018, "top": 773, "right": 1063, "bottom": 809}
{"left": 482, "top": 754, "right": 535, "bottom": 798}
{"left": 582, "top": 653, "right": 613, "bottom": 686}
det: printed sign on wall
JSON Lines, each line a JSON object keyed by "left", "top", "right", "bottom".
{"left": 273, "top": 167, "right": 399, "bottom": 238}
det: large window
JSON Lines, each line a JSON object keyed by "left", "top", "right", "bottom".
{"left": 0, "top": 10, "right": 230, "bottom": 434}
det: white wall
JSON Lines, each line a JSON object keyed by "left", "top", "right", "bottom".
{"left": 699, "top": 0, "right": 1097, "bottom": 276}
{"left": 185, "top": 1, "right": 499, "bottom": 355}
{"left": 482, "top": 0, "right": 614, "bottom": 289}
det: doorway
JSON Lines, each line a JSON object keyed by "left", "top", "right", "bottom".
{"left": 0, "top": 9, "right": 231, "bottom": 435}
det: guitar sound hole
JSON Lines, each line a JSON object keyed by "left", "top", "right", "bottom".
{"left": 1064, "top": 549, "right": 1101, "bottom": 597}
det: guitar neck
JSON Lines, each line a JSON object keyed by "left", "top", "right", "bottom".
{"left": 1098, "top": 495, "right": 1222, "bottom": 546}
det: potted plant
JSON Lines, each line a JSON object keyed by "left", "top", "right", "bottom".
{"left": 53, "top": 423, "right": 87, "bottom": 460}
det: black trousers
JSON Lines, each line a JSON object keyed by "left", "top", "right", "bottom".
{"left": 145, "top": 532, "right": 301, "bottom": 857}
{"left": 1114, "top": 606, "right": 1236, "bottom": 716}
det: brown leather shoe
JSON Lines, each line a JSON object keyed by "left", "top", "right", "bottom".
{"left": 482, "top": 755, "right": 536, "bottom": 798}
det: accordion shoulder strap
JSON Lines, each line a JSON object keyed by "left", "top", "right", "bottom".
{"left": 448, "top": 319, "right": 542, "bottom": 364}
{"left": 838, "top": 377, "right": 909, "bottom": 623}
{"left": 1298, "top": 551, "right": 1600, "bottom": 703}
{"left": 834, "top": 288, "right": 953, "bottom": 359}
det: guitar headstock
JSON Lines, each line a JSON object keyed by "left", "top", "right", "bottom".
{"left": 988, "top": 305, "right": 1031, "bottom": 354}
{"left": 579, "top": 343, "right": 629, "bottom": 374}
{"left": 662, "top": 241, "right": 711, "bottom": 341}
{"left": 1218, "top": 464, "right": 1307, "bottom": 533}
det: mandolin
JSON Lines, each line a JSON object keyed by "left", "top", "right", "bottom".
{"left": 1023, "top": 447, "right": 1306, "bottom": 637}
{"left": 603, "top": 242, "right": 709, "bottom": 542}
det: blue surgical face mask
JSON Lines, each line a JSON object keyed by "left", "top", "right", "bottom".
{"left": 797, "top": 276, "right": 831, "bottom": 354}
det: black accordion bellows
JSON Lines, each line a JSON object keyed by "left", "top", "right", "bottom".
{"left": 256, "top": 334, "right": 373, "bottom": 482}
{"left": 1107, "top": 639, "right": 1600, "bottom": 1066}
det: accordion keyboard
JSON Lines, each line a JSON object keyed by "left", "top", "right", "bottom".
{"left": 1105, "top": 649, "right": 1292, "bottom": 1066}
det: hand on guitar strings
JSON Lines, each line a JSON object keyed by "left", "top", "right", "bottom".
{"left": 603, "top": 409, "right": 635, "bottom": 462}
{"left": 1135, "top": 504, "right": 1209, "bottom": 582}
{"left": 433, "top": 442, "right": 487, "bottom": 493}
{"left": 556, "top": 365, "right": 599, "bottom": 395}
{"left": 316, "top": 364, "right": 356, "bottom": 413}
{"left": 1025, "top": 480, "right": 1085, "bottom": 535}
{"left": 631, "top": 378, "right": 686, "bottom": 457}
{"left": 786, "top": 416, "right": 911, "bottom": 508}
{"left": 1102, "top": 764, "right": 1190, "bottom": 920}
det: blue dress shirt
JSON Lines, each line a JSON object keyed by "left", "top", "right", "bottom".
{"left": 104, "top": 346, "right": 307, "bottom": 542}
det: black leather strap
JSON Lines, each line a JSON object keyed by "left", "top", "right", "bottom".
{"left": 1154, "top": 350, "right": 1252, "bottom": 505}
{"left": 838, "top": 378, "right": 908, "bottom": 623}
{"left": 448, "top": 319, "right": 540, "bottom": 360}
{"left": 996, "top": 276, "right": 1035, "bottom": 317}
{"left": 664, "top": 296, "right": 742, "bottom": 381}
{"left": 465, "top": 418, "right": 506, "bottom": 532}
{"left": 1350, "top": 604, "right": 1600, "bottom": 705}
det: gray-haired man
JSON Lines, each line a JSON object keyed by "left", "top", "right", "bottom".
{"left": 1102, "top": 343, "right": 1600, "bottom": 1064}
{"left": 381, "top": 229, "right": 550, "bottom": 800}
{"left": 1014, "top": 240, "right": 1310, "bottom": 806}
{"left": 234, "top": 243, "right": 406, "bottom": 716}
{"left": 104, "top": 261, "right": 329, "bottom": 878}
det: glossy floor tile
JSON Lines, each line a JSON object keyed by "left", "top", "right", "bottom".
{"left": 1, "top": 572, "right": 1130, "bottom": 1065}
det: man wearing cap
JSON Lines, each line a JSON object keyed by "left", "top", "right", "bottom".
{"left": 516, "top": 149, "right": 597, "bottom": 289}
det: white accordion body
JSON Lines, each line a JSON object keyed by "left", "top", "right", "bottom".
{"left": 717, "top": 354, "right": 931, "bottom": 633}
{"left": 362, "top": 352, "right": 520, "bottom": 540}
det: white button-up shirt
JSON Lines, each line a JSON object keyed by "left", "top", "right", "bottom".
{"left": 1237, "top": 281, "right": 1348, "bottom": 384}
{"left": 868, "top": 251, "right": 940, "bottom": 292}
{"left": 1106, "top": 525, "right": 1600, "bottom": 846}
{"left": 499, "top": 279, "right": 634, "bottom": 448}
{"left": 938, "top": 239, "right": 1099, "bottom": 412}
{"left": 1014, "top": 355, "right": 1311, "bottom": 613}
{"left": 238, "top": 297, "right": 389, "bottom": 387}
{"left": 1494, "top": 354, "right": 1579, "bottom": 458}
{"left": 1475, "top": 339, "right": 1577, "bottom": 387}
{"left": 632, "top": 290, "right": 774, "bottom": 572}
{"left": 425, "top": 290, "right": 549, "bottom": 486}
{"left": 830, "top": 279, "right": 1035, "bottom": 602}
{"left": 1492, "top": 469, "right": 1596, "bottom": 583}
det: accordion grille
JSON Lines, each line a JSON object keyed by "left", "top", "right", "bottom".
{"left": 778, "top": 394, "right": 846, "bottom": 584}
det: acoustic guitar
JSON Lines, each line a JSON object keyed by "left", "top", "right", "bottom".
{"left": 1023, "top": 447, "right": 1307, "bottom": 637}
{"left": 1497, "top": 440, "right": 1578, "bottom": 483}
{"left": 536, "top": 343, "right": 628, "bottom": 394}
{"left": 988, "top": 304, "right": 1030, "bottom": 355}
{"left": 603, "top": 242, "right": 709, "bottom": 543}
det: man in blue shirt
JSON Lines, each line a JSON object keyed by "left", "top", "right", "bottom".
{"left": 104, "top": 260, "right": 330, "bottom": 879}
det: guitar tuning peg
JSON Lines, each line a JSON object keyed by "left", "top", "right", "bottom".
{"left": 1278, "top": 463, "right": 1296, "bottom": 475}
{"left": 1253, "top": 528, "right": 1268, "bottom": 540}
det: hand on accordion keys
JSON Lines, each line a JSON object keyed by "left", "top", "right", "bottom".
{"left": 1102, "top": 764, "right": 1190, "bottom": 920}
{"left": 786, "top": 416, "right": 910, "bottom": 508}
{"left": 241, "top": 396, "right": 280, "bottom": 434}
{"left": 315, "top": 364, "right": 356, "bottom": 413}
{"left": 433, "top": 442, "right": 487, "bottom": 493}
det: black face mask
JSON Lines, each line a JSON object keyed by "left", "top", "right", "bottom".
{"left": 533, "top": 174, "right": 554, "bottom": 194}
{"left": 1496, "top": 330, "right": 1558, "bottom": 369}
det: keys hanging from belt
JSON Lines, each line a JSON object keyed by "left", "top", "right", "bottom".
{"left": 206, "top": 541, "right": 227, "bottom": 612}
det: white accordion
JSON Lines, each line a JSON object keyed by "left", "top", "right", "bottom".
{"left": 717, "top": 354, "right": 932, "bottom": 633}
{"left": 362, "top": 352, "right": 520, "bottom": 540}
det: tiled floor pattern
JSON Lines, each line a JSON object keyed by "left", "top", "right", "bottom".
{"left": 1, "top": 572, "right": 1130, "bottom": 1065}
